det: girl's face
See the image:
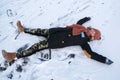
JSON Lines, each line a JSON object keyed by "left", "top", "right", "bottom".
{"left": 87, "top": 27, "right": 95, "bottom": 40}
{"left": 87, "top": 27, "right": 101, "bottom": 40}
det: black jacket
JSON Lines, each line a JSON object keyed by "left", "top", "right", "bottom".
{"left": 48, "top": 27, "right": 89, "bottom": 48}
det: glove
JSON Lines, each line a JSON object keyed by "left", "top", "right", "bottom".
{"left": 105, "top": 58, "right": 113, "bottom": 65}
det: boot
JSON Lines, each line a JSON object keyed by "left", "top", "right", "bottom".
{"left": 17, "top": 21, "right": 24, "bottom": 32}
{"left": 2, "top": 50, "right": 16, "bottom": 62}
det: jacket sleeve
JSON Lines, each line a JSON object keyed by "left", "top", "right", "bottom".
{"left": 81, "top": 42, "right": 107, "bottom": 63}
{"left": 76, "top": 17, "right": 91, "bottom": 25}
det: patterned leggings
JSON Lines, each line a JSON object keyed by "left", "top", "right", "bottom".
{"left": 16, "top": 28, "right": 49, "bottom": 58}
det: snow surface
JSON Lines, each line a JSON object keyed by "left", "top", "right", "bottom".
{"left": 0, "top": 0, "right": 120, "bottom": 80}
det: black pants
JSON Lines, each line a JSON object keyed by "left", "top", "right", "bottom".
{"left": 16, "top": 28, "right": 49, "bottom": 58}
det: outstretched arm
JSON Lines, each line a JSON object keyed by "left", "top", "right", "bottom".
{"left": 76, "top": 17, "right": 91, "bottom": 25}
{"left": 80, "top": 42, "right": 113, "bottom": 65}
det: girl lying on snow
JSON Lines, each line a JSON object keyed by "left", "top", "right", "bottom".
{"left": 2, "top": 17, "right": 113, "bottom": 65}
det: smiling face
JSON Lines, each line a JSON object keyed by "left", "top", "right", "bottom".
{"left": 87, "top": 27, "right": 101, "bottom": 40}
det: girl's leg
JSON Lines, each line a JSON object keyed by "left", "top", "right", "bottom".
{"left": 2, "top": 40, "right": 48, "bottom": 62}
{"left": 17, "top": 40, "right": 48, "bottom": 58}
{"left": 24, "top": 28, "right": 49, "bottom": 37}
{"left": 17, "top": 21, "right": 49, "bottom": 37}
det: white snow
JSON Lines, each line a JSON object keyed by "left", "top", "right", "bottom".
{"left": 0, "top": 0, "right": 120, "bottom": 80}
